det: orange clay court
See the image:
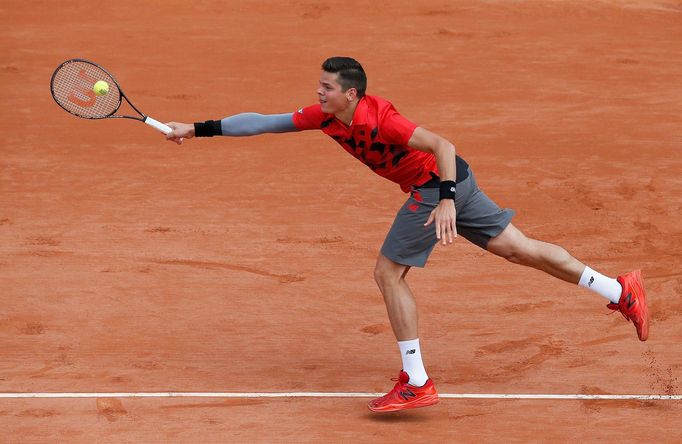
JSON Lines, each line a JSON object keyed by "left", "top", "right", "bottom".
{"left": 1, "top": 1, "right": 681, "bottom": 442}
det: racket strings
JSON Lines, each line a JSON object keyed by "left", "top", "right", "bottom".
{"left": 51, "top": 61, "right": 121, "bottom": 119}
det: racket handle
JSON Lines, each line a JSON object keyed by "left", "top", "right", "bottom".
{"left": 144, "top": 116, "right": 172, "bottom": 135}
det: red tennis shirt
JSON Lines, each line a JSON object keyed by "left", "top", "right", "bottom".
{"left": 292, "top": 95, "right": 438, "bottom": 193}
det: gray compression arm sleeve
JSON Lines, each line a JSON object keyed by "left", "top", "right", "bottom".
{"left": 220, "top": 112, "right": 298, "bottom": 136}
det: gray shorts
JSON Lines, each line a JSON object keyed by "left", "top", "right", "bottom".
{"left": 380, "top": 167, "right": 515, "bottom": 267}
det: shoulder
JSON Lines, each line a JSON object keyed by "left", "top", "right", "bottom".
{"left": 369, "top": 96, "right": 417, "bottom": 144}
{"left": 296, "top": 103, "right": 325, "bottom": 118}
{"left": 366, "top": 95, "right": 409, "bottom": 126}
{"left": 366, "top": 96, "right": 404, "bottom": 126}
{"left": 292, "top": 103, "right": 333, "bottom": 130}
{"left": 365, "top": 95, "right": 397, "bottom": 112}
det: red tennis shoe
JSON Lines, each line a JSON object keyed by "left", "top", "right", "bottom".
{"left": 608, "top": 270, "right": 650, "bottom": 341}
{"left": 368, "top": 371, "right": 439, "bottom": 412}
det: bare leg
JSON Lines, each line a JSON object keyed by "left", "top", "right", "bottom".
{"left": 374, "top": 253, "right": 417, "bottom": 341}
{"left": 486, "top": 223, "right": 585, "bottom": 283}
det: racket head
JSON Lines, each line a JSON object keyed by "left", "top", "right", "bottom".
{"left": 50, "top": 59, "right": 123, "bottom": 119}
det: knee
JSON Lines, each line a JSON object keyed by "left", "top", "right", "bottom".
{"left": 496, "top": 237, "right": 534, "bottom": 265}
{"left": 374, "top": 263, "right": 401, "bottom": 292}
{"left": 503, "top": 249, "right": 527, "bottom": 265}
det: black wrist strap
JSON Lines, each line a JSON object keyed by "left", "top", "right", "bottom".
{"left": 194, "top": 120, "right": 222, "bottom": 137}
{"left": 439, "top": 180, "right": 456, "bottom": 201}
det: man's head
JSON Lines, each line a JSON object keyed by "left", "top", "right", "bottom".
{"left": 318, "top": 57, "right": 367, "bottom": 114}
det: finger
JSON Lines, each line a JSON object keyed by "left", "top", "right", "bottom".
{"left": 445, "top": 224, "right": 452, "bottom": 244}
{"left": 435, "top": 219, "right": 441, "bottom": 240}
{"left": 442, "top": 219, "right": 451, "bottom": 244}
{"left": 452, "top": 219, "right": 458, "bottom": 238}
{"left": 424, "top": 211, "right": 435, "bottom": 227}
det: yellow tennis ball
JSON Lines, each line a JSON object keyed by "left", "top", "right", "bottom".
{"left": 93, "top": 80, "right": 109, "bottom": 96}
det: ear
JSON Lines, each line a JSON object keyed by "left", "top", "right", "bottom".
{"left": 345, "top": 87, "right": 358, "bottom": 101}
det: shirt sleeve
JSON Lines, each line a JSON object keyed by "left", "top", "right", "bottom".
{"left": 292, "top": 104, "right": 326, "bottom": 131}
{"left": 379, "top": 107, "right": 418, "bottom": 146}
{"left": 220, "top": 113, "right": 298, "bottom": 136}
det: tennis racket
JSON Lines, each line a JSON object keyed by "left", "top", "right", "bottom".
{"left": 50, "top": 58, "right": 172, "bottom": 134}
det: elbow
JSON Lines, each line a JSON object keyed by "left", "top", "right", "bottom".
{"left": 434, "top": 140, "right": 456, "bottom": 156}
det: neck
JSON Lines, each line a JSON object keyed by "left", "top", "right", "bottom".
{"left": 335, "top": 99, "right": 359, "bottom": 126}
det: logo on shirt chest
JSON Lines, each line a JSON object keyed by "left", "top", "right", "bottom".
{"left": 330, "top": 127, "right": 407, "bottom": 172}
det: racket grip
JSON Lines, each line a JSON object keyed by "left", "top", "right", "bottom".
{"left": 144, "top": 116, "right": 172, "bottom": 135}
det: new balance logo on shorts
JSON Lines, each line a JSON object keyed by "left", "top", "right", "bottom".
{"left": 588, "top": 276, "right": 594, "bottom": 287}
{"left": 406, "top": 349, "right": 416, "bottom": 355}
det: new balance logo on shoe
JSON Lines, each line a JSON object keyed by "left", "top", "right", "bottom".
{"left": 406, "top": 349, "right": 416, "bottom": 355}
{"left": 399, "top": 388, "right": 416, "bottom": 401}
{"left": 588, "top": 276, "right": 594, "bottom": 287}
{"left": 625, "top": 292, "right": 636, "bottom": 309}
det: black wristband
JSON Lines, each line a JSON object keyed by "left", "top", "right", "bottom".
{"left": 439, "top": 180, "right": 456, "bottom": 201}
{"left": 193, "top": 120, "right": 222, "bottom": 137}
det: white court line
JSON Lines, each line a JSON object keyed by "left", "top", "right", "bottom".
{"left": 0, "top": 392, "right": 680, "bottom": 400}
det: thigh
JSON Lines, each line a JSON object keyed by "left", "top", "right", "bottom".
{"left": 380, "top": 187, "right": 440, "bottom": 268}
{"left": 485, "top": 222, "right": 526, "bottom": 257}
{"left": 455, "top": 170, "right": 515, "bottom": 250}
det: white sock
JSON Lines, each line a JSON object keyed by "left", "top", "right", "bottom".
{"left": 398, "top": 339, "right": 428, "bottom": 387}
{"left": 578, "top": 266, "right": 622, "bottom": 304}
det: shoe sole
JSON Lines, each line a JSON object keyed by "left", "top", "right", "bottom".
{"left": 367, "top": 394, "right": 439, "bottom": 413}
{"left": 637, "top": 302, "right": 650, "bottom": 342}
{"left": 637, "top": 290, "right": 649, "bottom": 341}
{"left": 634, "top": 270, "right": 650, "bottom": 341}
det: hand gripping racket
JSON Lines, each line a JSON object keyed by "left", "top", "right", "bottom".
{"left": 50, "top": 59, "right": 171, "bottom": 134}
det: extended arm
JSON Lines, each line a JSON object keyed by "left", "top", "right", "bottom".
{"left": 165, "top": 112, "right": 298, "bottom": 144}
{"left": 220, "top": 113, "right": 297, "bottom": 136}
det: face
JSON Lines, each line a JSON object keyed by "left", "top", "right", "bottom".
{"left": 317, "top": 71, "right": 356, "bottom": 114}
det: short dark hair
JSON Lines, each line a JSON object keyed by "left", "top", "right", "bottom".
{"left": 322, "top": 57, "right": 367, "bottom": 97}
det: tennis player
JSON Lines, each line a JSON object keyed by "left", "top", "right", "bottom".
{"left": 164, "top": 57, "right": 650, "bottom": 412}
